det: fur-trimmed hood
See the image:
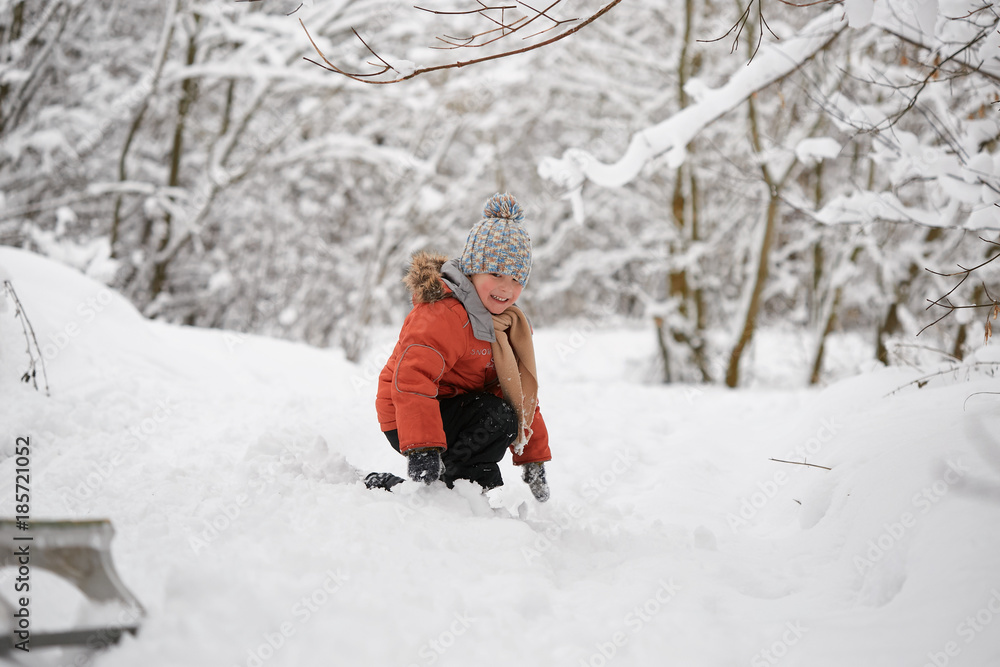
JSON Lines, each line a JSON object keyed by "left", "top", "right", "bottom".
{"left": 404, "top": 251, "right": 449, "bottom": 304}
{"left": 403, "top": 251, "right": 496, "bottom": 343}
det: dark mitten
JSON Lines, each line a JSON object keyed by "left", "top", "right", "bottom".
{"left": 521, "top": 461, "right": 550, "bottom": 502}
{"left": 364, "top": 471, "right": 405, "bottom": 491}
{"left": 407, "top": 448, "right": 444, "bottom": 485}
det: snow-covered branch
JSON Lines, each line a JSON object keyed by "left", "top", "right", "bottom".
{"left": 538, "top": 8, "right": 847, "bottom": 190}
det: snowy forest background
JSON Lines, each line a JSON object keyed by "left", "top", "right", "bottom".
{"left": 2, "top": 0, "right": 999, "bottom": 387}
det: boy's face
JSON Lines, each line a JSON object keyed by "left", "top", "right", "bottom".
{"left": 470, "top": 273, "right": 523, "bottom": 315}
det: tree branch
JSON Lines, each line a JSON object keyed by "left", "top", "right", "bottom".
{"left": 541, "top": 7, "right": 847, "bottom": 190}
{"left": 770, "top": 458, "right": 832, "bottom": 470}
{"left": 698, "top": 0, "right": 779, "bottom": 64}
{"left": 300, "top": 0, "right": 621, "bottom": 84}
{"left": 919, "top": 237, "right": 1000, "bottom": 340}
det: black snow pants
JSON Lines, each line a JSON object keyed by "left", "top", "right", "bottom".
{"left": 384, "top": 392, "right": 518, "bottom": 489}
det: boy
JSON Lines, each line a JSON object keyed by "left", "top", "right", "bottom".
{"left": 368, "top": 193, "right": 551, "bottom": 501}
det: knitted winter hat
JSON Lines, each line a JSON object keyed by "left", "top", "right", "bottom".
{"left": 459, "top": 193, "right": 532, "bottom": 286}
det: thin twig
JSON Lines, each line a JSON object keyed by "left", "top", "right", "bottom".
{"left": 919, "top": 237, "right": 1000, "bottom": 337}
{"left": 431, "top": 15, "right": 530, "bottom": 50}
{"left": 461, "top": 0, "right": 567, "bottom": 48}
{"left": 698, "top": 2, "right": 752, "bottom": 48}
{"left": 879, "top": 23, "right": 994, "bottom": 130}
{"left": 964, "top": 391, "right": 1000, "bottom": 411}
{"left": 415, "top": 4, "right": 518, "bottom": 16}
{"left": 2, "top": 280, "right": 51, "bottom": 396}
{"left": 301, "top": 0, "right": 622, "bottom": 84}
{"left": 890, "top": 342, "right": 962, "bottom": 363}
{"left": 697, "top": 0, "right": 779, "bottom": 64}
{"left": 778, "top": 0, "right": 835, "bottom": 6}
{"left": 945, "top": 3, "right": 994, "bottom": 20}
{"left": 300, "top": 24, "right": 394, "bottom": 78}
{"left": 770, "top": 458, "right": 832, "bottom": 471}
{"left": 518, "top": 0, "right": 575, "bottom": 29}
{"left": 884, "top": 361, "right": 1000, "bottom": 397}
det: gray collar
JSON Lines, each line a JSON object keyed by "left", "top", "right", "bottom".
{"left": 440, "top": 258, "right": 495, "bottom": 342}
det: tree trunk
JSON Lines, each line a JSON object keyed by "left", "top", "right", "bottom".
{"left": 725, "top": 85, "right": 787, "bottom": 389}
{"left": 149, "top": 13, "right": 200, "bottom": 300}
{"left": 110, "top": 0, "right": 180, "bottom": 257}
{"left": 809, "top": 246, "right": 861, "bottom": 384}
{"left": 659, "top": 0, "right": 711, "bottom": 384}
{"left": 726, "top": 191, "right": 779, "bottom": 388}
{"left": 688, "top": 169, "right": 711, "bottom": 382}
{"left": 949, "top": 270, "right": 986, "bottom": 361}
{"left": 875, "top": 229, "right": 941, "bottom": 365}
{"left": 2, "top": 2, "right": 72, "bottom": 136}
{"left": 875, "top": 302, "right": 902, "bottom": 365}
{"left": 654, "top": 316, "right": 671, "bottom": 383}
{"left": 0, "top": 1, "right": 26, "bottom": 133}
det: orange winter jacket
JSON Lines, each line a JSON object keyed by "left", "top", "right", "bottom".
{"left": 376, "top": 252, "right": 551, "bottom": 465}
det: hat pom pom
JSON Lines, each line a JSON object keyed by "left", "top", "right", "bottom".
{"left": 483, "top": 193, "right": 524, "bottom": 224}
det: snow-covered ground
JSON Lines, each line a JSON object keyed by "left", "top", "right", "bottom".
{"left": 2, "top": 245, "right": 1000, "bottom": 667}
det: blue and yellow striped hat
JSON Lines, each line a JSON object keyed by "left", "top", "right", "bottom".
{"left": 459, "top": 193, "right": 532, "bottom": 286}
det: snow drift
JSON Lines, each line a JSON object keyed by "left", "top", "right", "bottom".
{"left": 1, "top": 246, "right": 999, "bottom": 667}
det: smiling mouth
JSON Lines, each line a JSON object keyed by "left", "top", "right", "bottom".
{"left": 491, "top": 295, "right": 509, "bottom": 303}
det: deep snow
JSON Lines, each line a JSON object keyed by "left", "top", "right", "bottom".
{"left": 1, "top": 246, "right": 999, "bottom": 667}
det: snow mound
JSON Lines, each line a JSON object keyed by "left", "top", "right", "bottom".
{"left": 1, "top": 248, "right": 998, "bottom": 666}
